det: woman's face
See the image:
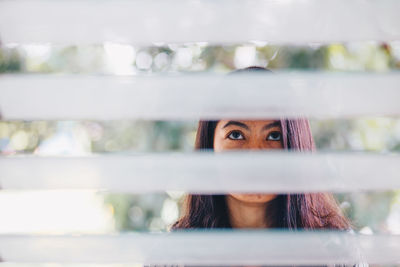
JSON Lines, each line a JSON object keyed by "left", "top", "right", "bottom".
{"left": 213, "top": 120, "right": 283, "bottom": 204}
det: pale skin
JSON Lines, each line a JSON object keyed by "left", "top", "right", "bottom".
{"left": 213, "top": 120, "right": 283, "bottom": 228}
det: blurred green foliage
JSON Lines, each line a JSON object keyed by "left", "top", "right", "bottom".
{"left": 1, "top": 42, "right": 400, "bottom": 234}
{"left": 0, "top": 47, "right": 22, "bottom": 72}
{"left": 1, "top": 42, "right": 399, "bottom": 73}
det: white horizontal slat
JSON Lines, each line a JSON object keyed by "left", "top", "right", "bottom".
{"left": 0, "top": 0, "right": 399, "bottom": 44}
{"left": 1, "top": 73, "right": 400, "bottom": 120}
{"left": 0, "top": 231, "right": 398, "bottom": 264}
{"left": 1, "top": 152, "right": 400, "bottom": 193}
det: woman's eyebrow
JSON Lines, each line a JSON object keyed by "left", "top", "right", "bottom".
{"left": 262, "top": 121, "right": 281, "bottom": 131}
{"left": 222, "top": 120, "right": 249, "bottom": 130}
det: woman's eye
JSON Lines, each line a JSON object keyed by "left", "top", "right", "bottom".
{"left": 267, "top": 131, "right": 282, "bottom": 141}
{"left": 228, "top": 131, "right": 244, "bottom": 140}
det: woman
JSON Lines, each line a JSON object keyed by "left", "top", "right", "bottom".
{"left": 171, "top": 67, "right": 350, "bottom": 230}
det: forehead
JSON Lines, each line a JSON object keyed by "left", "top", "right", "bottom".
{"left": 216, "top": 119, "right": 280, "bottom": 129}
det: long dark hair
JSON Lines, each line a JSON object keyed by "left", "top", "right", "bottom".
{"left": 171, "top": 67, "right": 350, "bottom": 230}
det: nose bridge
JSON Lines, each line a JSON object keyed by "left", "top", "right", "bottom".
{"left": 247, "top": 135, "right": 265, "bottom": 150}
